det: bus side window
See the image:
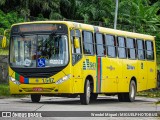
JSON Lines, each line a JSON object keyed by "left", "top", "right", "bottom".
{"left": 137, "top": 39, "right": 145, "bottom": 60}
{"left": 82, "top": 31, "right": 94, "bottom": 55}
{"left": 126, "top": 38, "right": 136, "bottom": 59}
{"left": 95, "top": 33, "right": 105, "bottom": 56}
{"left": 71, "top": 30, "right": 82, "bottom": 65}
{"left": 117, "top": 36, "right": 126, "bottom": 59}
{"left": 145, "top": 41, "right": 154, "bottom": 60}
{"left": 105, "top": 34, "right": 117, "bottom": 58}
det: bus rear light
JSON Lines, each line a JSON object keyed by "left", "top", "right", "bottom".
{"left": 55, "top": 74, "right": 70, "bottom": 84}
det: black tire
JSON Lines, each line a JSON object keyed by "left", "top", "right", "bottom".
{"left": 90, "top": 93, "right": 98, "bottom": 101}
{"left": 118, "top": 93, "right": 125, "bottom": 102}
{"left": 118, "top": 80, "right": 136, "bottom": 102}
{"left": 126, "top": 80, "right": 136, "bottom": 102}
{"left": 31, "top": 94, "right": 41, "bottom": 103}
{"left": 80, "top": 80, "right": 91, "bottom": 105}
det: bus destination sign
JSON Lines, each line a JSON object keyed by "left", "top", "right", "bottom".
{"left": 19, "top": 24, "right": 57, "bottom": 32}
{"left": 11, "top": 23, "right": 68, "bottom": 34}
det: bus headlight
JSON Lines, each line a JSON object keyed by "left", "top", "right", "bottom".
{"left": 56, "top": 74, "right": 70, "bottom": 84}
{"left": 9, "top": 76, "right": 20, "bottom": 85}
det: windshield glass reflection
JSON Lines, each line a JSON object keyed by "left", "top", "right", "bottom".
{"left": 10, "top": 34, "right": 68, "bottom": 68}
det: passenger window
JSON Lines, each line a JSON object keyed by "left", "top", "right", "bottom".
{"left": 82, "top": 31, "right": 94, "bottom": 55}
{"left": 146, "top": 41, "right": 154, "bottom": 60}
{"left": 127, "top": 38, "right": 134, "bottom": 48}
{"left": 105, "top": 35, "right": 116, "bottom": 57}
{"left": 126, "top": 38, "right": 136, "bottom": 59}
{"left": 117, "top": 36, "right": 126, "bottom": 58}
{"left": 137, "top": 39, "right": 145, "bottom": 60}
{"left": 146, "top": 41, "right": 153, "bottom": 51}
{"left": 95, "top": 33, "right": 105, "bottom": 56}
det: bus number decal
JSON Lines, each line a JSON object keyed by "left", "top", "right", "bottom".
{"left": 42, "top": 78, "right": 54, "bottom": 83}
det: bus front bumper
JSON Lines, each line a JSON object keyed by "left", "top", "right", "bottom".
{"left": 9, "top": 79, "right": 73, "bottom": 95}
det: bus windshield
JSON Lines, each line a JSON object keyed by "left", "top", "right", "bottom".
{"left": 10, "top": 34, "right": 68, "bottom": 68}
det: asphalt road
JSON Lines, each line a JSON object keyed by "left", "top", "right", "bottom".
{"left": 0, "top": 95, "right": 159, "bottom": 120}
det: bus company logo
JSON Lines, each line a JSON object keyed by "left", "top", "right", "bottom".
{"left": 2, "top": 112, "right": 11, "bottom": 117}
{"left": 35, "top": 78, "right": 39, "bottom": 83}
{"left": 127, "top": 64, "right": 135, "bottom": 70}
{"left": 107, "top": 65, "right": 115, "bottom": 71}
{"left": 83, "top": 59, "right": 96, "bottom": 70}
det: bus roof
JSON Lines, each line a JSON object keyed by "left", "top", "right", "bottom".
{"left": 12, "top": 21, "right": 155, "bottom": 41}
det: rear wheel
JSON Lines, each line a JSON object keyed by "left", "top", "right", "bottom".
{"left": 80, "top": 80, "right": 91, "bottom": 105}
{"left": 127, "top": 80, "right": 136, "bottom": 102}
{"left": 31, "top": 94, "right": 41, "bottom": 103}
{"left": 118, "top": 80, "right": 136, "bottom": 102}
{"left": 118, "top": 93, "right": 125, "bottom": 102}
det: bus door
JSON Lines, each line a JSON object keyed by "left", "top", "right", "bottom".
{"left": 71, "top": 30, "right": 83, "bottom": 93}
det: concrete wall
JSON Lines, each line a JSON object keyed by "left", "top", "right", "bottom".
{"left": 0, "top": 55, "right": 8, "bottom": 83}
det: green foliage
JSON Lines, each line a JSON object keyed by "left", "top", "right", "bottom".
{"left": 0, "top": 84, "right": 26, "bottom": 98}
{"left": 0, "top": 10, "right": 24, "bottom": 33}
{"left": 0, "top": 0, "right": 159, "bottom": 51}
{"left": 0, "top": 10, "right": 24, "bottom": 48}
{"left": 156, "top": 33, "right": 160, "bottom": 55}
{"left": 137, "top": 90, "right": 160, "bottom": 98}
{"left": 118, "top": 0, "right": 160, "bottom": 33}
{"left": 0, "top": 49, "right": 8, "bottom": 55}
{"left": 0, "top": 84, "right": 10, "bottom": 97}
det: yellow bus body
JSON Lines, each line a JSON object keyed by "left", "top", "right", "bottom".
{"left": 9, "top": 21, "right": 157, "bottom": 96}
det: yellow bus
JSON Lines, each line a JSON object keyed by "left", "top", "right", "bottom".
{"left": 6, "top": 21, "right": 157, "bottom": 105}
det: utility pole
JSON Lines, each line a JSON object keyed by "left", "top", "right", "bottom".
{"left": 114, "top": 0, "right": 119, "bottom": 29}
{"left": 25, "top": 0, "right": 29, "bottom": 21}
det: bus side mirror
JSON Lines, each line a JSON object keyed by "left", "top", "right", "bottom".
{"left": 74, "top": 37, "right": 80, "bottom": 48}
{"left": 2, "top": 36, "right": 7, "bottom": 48}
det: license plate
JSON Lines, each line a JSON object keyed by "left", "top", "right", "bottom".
{"left": 33, "top": 87, "right": 43, "bottom": 91}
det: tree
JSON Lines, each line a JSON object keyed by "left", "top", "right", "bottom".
{"left": 0, "top": 0, "right": 62, "bottom": 21}
{"left": 60, "top": 0, "right": 115, "bottom": 25}
{"left": 118, "top": 0, "right": 160, "bottom": 33}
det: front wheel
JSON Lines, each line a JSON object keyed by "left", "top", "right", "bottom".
{"left": 31, "top": 94, "right": 41, "bottom": 103}
{"left": 80, "top": 80, "right": 91, "bottom": 105}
